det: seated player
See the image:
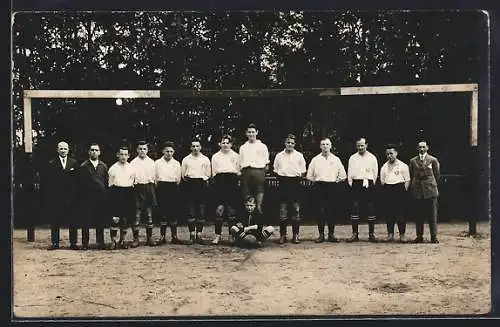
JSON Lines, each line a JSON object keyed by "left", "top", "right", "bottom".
{"left": 229, "top": 196, "right": 274, "bottom": 248}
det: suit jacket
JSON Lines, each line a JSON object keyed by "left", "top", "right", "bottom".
{"left": 78, "top": 159, "right": 109, "bottom": 208}
{"left": 409, "top": 154, "right": 440, "bottom": 199}
{"left": 42, "top": 156, "right": 78, "bottom": 210}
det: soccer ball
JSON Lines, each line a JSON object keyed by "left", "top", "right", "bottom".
{"left": 242, "top": 234, "right": 258, "bottom": 244}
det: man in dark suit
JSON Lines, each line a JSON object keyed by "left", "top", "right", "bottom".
{"left": 43, "top": 141, "right": 78, "bottom": 250}
{"left": 409, "top": 141, "right": 441, "bottom": 243}
{"left": 78, "top": 143, "right": 109, "bottom": 250}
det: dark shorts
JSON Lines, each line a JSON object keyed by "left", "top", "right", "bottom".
{"left": 350, "top": 179, "right": 375, "bottom": 203}
{"left": 134, "top": 183, "right": 158, "bottom": 209}
{"left": 383, "top": 183, "right": 407, "bottom": 217}
{"left": 278, "top": 176, "right": 302, "bottom": 203}
{"left": 156, "top": 182, "right": 179, "bottom": 220}
{"left": 183, "top": 177, "right": 207, "bottom": 205}
{"left": 241, "top": 167, "right": 266, "bottom": 197}
{"left": 313, "top": 181, "right": 340, "bottom": 214}
{"left": 109, "top": 186, "right": 135, "bottom": 219}
{"left": 213, "top": 173, "right": 241, "bottom": 207}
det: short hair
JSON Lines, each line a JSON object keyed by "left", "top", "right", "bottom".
{"left": 244, "top": 196, "right": 256, "bottom": 204}
{"left": 285, "top": 134, "right": 296, "bottom": 141}
{"left": 89, "top": 142, "right": 100, "bottom": 149}
{"left": 247, "top": 123, "right": 258, "bottom": 131}
{"left": 320, "top": 137, "right": 331, "bottom": 143}
{"left": 136, "top": 140, "right": 148, "bottom": 148}
{"left": 417, "top": 140, "right": 428, "bottom": 146}
{"left": 385, "top": 143, "right": 398, "bottom": 152}
{"left": 118, "top": 146, "right": 129, "bottom": 153}
{"left": 162, "top": 141, "right": 175, "bottom": 150}
{"left": 221, "top": 134, "right": 233, "bottom": 143}
{"left": 356, "top": 137, "right": 367, "bottom": 144}
{"left": 191, "top": 137, "right": 201, "bottom": 144}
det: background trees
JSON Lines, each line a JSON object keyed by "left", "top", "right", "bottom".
{"left": 11, "top": 11, "right": 489, "bottom": 224}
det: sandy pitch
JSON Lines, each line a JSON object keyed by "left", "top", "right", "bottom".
{"left": 12, "top": 222, "right": 491, "bottom": 317}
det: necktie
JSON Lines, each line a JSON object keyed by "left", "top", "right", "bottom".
{"left": 62, "top": 158, "right": 66, "bottom": 169}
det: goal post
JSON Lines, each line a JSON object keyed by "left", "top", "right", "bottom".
{"left": 19, "top": 83, "right": 480, "bottom": 241}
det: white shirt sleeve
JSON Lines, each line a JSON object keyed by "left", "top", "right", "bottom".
{"left": 299, "top": 153, "right": 307, "bottom": 174}
{"left": 337, "top": 158, "right": 347, "bottom": 182}
{"left": 263, "top": 144, "right": 270, "bottom": 165}
{"left": 181, "top": 157, "right": 188, "bottom": 179}
{"left": 372, "top": 155, "right": 379, "bottom": 182}
{"left": 347, "top": 156, "right": 354, "bottom": 185}
{"left": 402, "top": 163, "right": 410, "bottom": 182}
{"left": 211, "top": 155, "right": 218, "bottom": 177}
{"left": 306, "top": 157, "right": 315, "bottom": 181}
{"left": 273, "top": 152, "right": 280, "bottom": 174}
{"left": 204, "top": 157, "right": 212, "bottom": 180}
{"left": 380, "top": 164, "right": 387, "bottom": 185}
{"left": 108, "top": 166, "right": 114, "bottom": 187}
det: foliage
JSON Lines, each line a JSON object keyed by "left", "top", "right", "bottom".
{"left": 11, "top": 11, "right": 488, "bottom": 171}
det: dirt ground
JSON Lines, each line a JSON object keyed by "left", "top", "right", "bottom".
{"left": 12, "top": 221, "right": 491, "bottom": 318}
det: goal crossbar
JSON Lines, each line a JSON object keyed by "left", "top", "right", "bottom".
{"left": 22, "top": 83, "right": 479, "bottom": 153}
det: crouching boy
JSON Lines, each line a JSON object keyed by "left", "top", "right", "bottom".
{"left": 229, "top": 196, "right": 274, "bottom": 248}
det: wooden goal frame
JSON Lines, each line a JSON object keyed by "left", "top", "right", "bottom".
{"left": 19, "top": 83, "right": 480, "bottom": 241}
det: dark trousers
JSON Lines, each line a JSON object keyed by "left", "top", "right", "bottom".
{"left": 156, "top": 182, "right": 179, "bottom": 235}
{"left": 109, "top": 186, "right": 135, "bottom": 236}
{"left": 383, "top": 183, "right": 407, "bottom": 235}
{"left": 82, "top": 225, "right": 105, "bottom": 246}
{"left": 414, "top": 197, "right": 438, "bottom": 239}
{"left": 278, "top": 177, "right": 302, "bottom": 236}
{"left": 183, "top": 178, "right": 207, "bottom": 233}
{"left": 350, "top": 179, "right": 376, "bottom": 235}
{"left": 313, "top": 182, "right": 339, "bottom": 235}
{"left": 213, "top": 173, "right": 240, "bottom": 235}
{"left": 50, "top": 211, "right": 77, "bottom": 245}
{"left": 81, "top": 206, "right": 106, "bottom": 246}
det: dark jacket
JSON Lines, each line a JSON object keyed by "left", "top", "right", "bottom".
{"left": 78, "top": 159, "right": 109, "bottom": 207}
{"left": 409, "top": 154, "right": 440, "bottom": 199}
{"left": 42, "top": 156, "right": 78, "bottom": 211}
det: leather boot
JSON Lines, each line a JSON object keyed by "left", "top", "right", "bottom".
{"left": 147, "top": 227, "right": 157, "bottom": 246}
{"left": 315, "top": 233, "right": 325, "bottom": 243}
{"left": 171, "top": 226, "right": 181, "bottom": 244}
{"left": 158, "top": 225, "right": 167, "bottom": 245}
{"left": 279, "top": 235, "right": 287, "bottom": 244}
{"left": 110, "top": 229, "right": 119, "bottom": 250}
{"left": 119, "top": 229, "right": 129, "bottom": 249}
{"left": 347, "top": 232, "right": 359, "bottom": 242}
{"left": 131, "top": 229, "right": 140, "bottom": 248}
{"left": 327, "top": 232, "right": 339, "bottom": 243}
{"left": 186, "top": 232, "right": 195, "bottom": 245}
